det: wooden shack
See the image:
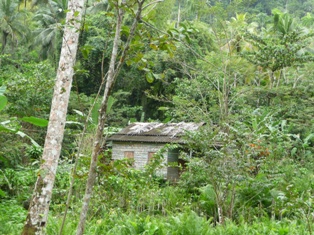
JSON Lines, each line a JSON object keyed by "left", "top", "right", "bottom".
{"left": 107, "top": 122, "right": 204, "bottom": 180}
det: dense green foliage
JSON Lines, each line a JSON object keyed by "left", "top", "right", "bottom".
{"left": 1, "top": 0, "right": 314, "bottom": 234}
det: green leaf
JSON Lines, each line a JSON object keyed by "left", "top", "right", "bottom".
{"left": 0, "top": 188, "right": 6, "bottom": 197}
{"left": 129, "top": 118, "right": 137, "bottom": 123}
{"left": 281, "top": 120, "right": 287, "bottom": 131}
{"left": 291, "top": 147, "right": 297, "bottom": 156}
{"left": 0, "top": 124, "right": 16, "bottom": 133}
{"left": 184, "top": 34, "right": 191, "bottom": 44}
{"left": 80, "top": 45, "right": 93, "bottom": 59}
{"left": 150, "top": 43, "right": 159, "bottom": 50}
{"left": 66, "top": 121, "right": 84, "bottom": 127}
{"left": 0, "top": 95, "right": 7, "bottom": 112}
{"left": 146, "top": 72, "right": 154, "bottom": 83}
{"left": 73, "top": 109, "right": 84, "bottom": 117}
{"left": 121, "top": 25, "right": 130, "bottom": 37}
{"left": 21, "top": 116, "right": 48, "bottom": 127}
{"left": 142, "top": 68, "right": 151, "bottom": 72}
{"left": 16, "top": 131, "right": 40, "bottom": 147}
{"left": 252, "top": 117, "right": 258, "bottom": 131}
{"left": 158, "top": 106, "right": 169, "bottom": 111}
{"left": 106, "top": 95, "right": 117, "bottom": 114}
{"left": 304, "top": 133, "right": 314, "bottom": 145}
{"left": 152, "top": 73, "right": 165, "bottom": 80}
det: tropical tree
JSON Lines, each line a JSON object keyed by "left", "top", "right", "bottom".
{"left": 0, "top": 0, "right": 28, "bottom": 54}
{"left": 22, "top": 0, "right": 85, "bottom": 233}
{"left": 183, "top": 0, "right": 210, "bottom": 21}
{"left": 219, "top": 13, "right": 258, "bottom": 55}
{"left": 86, "top": 0, "right": 109, "bottom": 13}
{"left": 143, "top": 0, "right": 175, "bottom": 29}
{"left": 33, "top": 0, "right": 67, "bottom": 63}
{"left": 242, "top": 12, "right": 314, "bottom": 88}
{"left": 74, "top": 10, "right": 115, "bottom": 95}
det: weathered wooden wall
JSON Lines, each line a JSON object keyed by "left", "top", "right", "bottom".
{"left": 111, "top": 142, "right": 170, "bottom": 178}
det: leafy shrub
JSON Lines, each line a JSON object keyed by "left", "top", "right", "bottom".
{"left": 0, "top": 167, "right": 36, "bottom": 203}
{"left": 0, "top": 200, "right": 27, "bottom": 235}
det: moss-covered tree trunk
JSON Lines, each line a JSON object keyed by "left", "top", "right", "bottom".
{"left": 21, "top": 0, "right": 85, "bottom": 234}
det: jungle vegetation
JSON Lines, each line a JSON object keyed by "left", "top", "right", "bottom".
{"left": 1, "top": 0, "right": 314, "bottom": 234}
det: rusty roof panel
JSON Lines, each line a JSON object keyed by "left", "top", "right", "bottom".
{"left": 107, "top": 134, "right": 184, "bottom": 143}
{"left": 107, "top": 122, "right": 204, "bottom": 143}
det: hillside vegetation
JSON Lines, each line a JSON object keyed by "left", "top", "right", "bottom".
{"left": 1, "top": 0, "right": 314, "bottom": 234}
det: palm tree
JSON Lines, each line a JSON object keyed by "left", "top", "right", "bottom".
{"left": 220, "top": 13, "right": 257, "bottom": 54}
{"left": 86, "top": 0, "right": 109, "bottom": 13}
{"left": 0, "top": 0, "right": 28, "bottom": 53}
{"left": 242, "top": 12, "right": 314, "bottom": 88}
{"left": 32, "top": 0, "right": 67, "bottom": 62}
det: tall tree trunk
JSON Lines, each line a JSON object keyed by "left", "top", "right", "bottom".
{"left": 21, "top": 0, "right": 85, "bottom": 234}
{"left": 76, "top": 1, "right": 145, "bottom": 234}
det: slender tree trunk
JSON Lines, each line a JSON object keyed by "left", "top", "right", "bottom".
{"left": 269, "top": 70, "right": 274, "bottom": 89}
{"left": 177, "top": 0, "right": 181, "bottom": 28}
{"left": 58, "top": 55, "right": 107, "bottom": 235}
{"left": 76, "top": 1, "right": 146, "bottom": 234}
{"left": 21, "top": 0, "right": 85, "bottom": 234}
{"left": 75, "top": 3, "right": 125, "bottom": 235}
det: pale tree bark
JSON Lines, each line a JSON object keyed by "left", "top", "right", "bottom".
{"left": 177, "top": 0, "right": 181, "bottom": 27}
{"left": 76, "top": 1, "right": 147, "bottom": 234}
{"left": 22, "top": 0, "right": 85, "bottom": 234}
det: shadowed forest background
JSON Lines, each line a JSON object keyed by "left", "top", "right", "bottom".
{"left": 1, "top": 0, "right": 314, "bottom": 234}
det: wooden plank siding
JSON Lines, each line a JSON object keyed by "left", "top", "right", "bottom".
{"left": 112, "top": 142, "right": 167, "bottom": 176}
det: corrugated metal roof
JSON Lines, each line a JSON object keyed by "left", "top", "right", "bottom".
{"left": 108, "top": 134, "right": 182, "bottom": 143}
{"left": 107, "top": 122, "right": 204, "bottom": 143}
